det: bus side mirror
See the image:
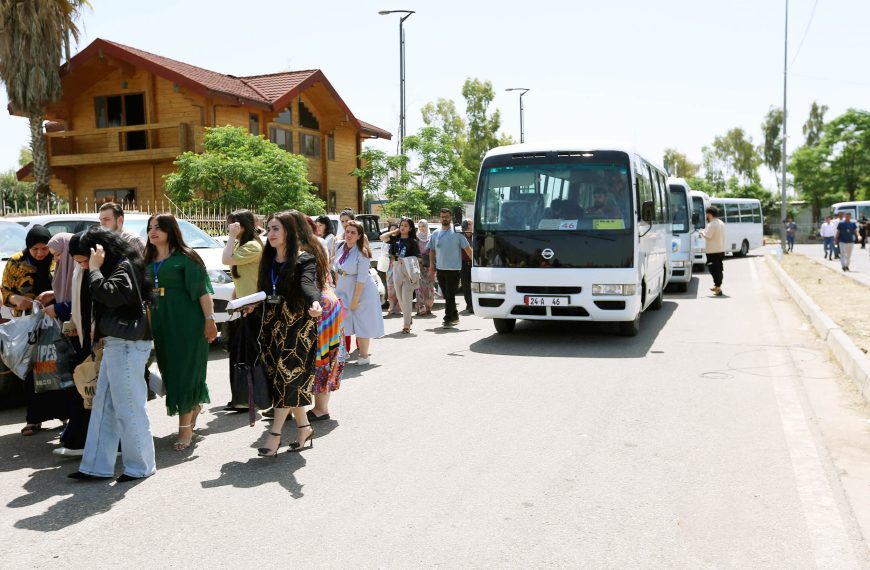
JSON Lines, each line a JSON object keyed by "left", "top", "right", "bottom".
{"left": 641, "top": 201, "right": 655, "bottom": 222}
{"left": 691, "top": 212, "right": 700, "bottom": 226}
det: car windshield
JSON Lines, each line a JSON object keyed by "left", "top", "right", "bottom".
{"left": 477, "top": 162, "right": 633, "bottom": 232}
{"left": 0, "top": 222, "right": 27, "bottom": 259}
{"left": 124, "top": 219, "right": 221, "bottom": 248}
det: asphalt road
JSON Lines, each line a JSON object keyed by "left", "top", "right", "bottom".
{"left": 3, "top": 252, "right": 870, "bottom": 569}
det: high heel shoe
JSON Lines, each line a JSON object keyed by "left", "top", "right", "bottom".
{"left": 287, "top": 425, "right": 314, "bottom": 452}
{"left": 257, "top": 432, "right": 282, "bottom": 457}
{"left": 173, "top": 424, "right": 193, "bottom": 451}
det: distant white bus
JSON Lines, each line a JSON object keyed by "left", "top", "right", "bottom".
{"left": 831, "top": 201, "right": 870, "bottom": 220}
{"left": 667, "top": 178, "right": 694, "bottom": 291}
{"left": 709, "top": 197, "right": 764, "bottom": 256}
{"left": 690, "top": 190, "right": 711, "bottom": 267}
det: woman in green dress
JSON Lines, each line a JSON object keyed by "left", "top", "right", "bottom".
{"left": 145, "top": 214, "right": 218, "bottom": 451}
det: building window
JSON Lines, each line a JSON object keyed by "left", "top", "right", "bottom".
{"left": 298, "top": 99, "right": 319, "bottom": 130}
{"left": 329, "top": 190, "right": 337, "bottom": 213}
{"left": 94, "top": 93, "right": 147, "bottom": 150}
{"left": 327, "top": 133, "right": 335, "bottom": 161}
{"left": 95, "top": 188, "right": 136, "bottom": 206}
{"left": 249, "top": 113, "right": 260, "bottom": 136}
{"left": 275, "top": 107, "right": 292, "bottom": 125}
{"left": 300, "top": 133, "right": 321, "bottom": 157}
{"left": 269, "top": 126, "right": 293, "bottom": 152}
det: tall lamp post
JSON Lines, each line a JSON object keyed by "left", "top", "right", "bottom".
{"left": 780, "top": 0, "right": 789, "bottom": 253}
{"left": 379, "top": 9, "right": 415, "bottom": 154}
{"left": 505, "top": 88, "right": 530, "bottom": 143}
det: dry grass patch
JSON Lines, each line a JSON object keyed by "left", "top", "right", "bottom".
{"left": 779, "top": 253, "right": 870, "bottom": 355}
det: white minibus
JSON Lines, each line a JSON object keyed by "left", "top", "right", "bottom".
{"left": 471, "top": 143, "right": 671, "bottom": 337}
{"left": 667, "top": 178, "right": 694, "bottom": 291}
{"left": 831, "top": 201, "right": 870, "bottom": 220}
{"left": 709, "top": 197, "right": 764, "bottom": 256}
{"left": 690, "top": 190, "right": 711, "bottom": 268}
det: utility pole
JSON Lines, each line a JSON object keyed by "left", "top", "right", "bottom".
{"left": 379, "top": 10, "right": 415, "bottom": 155}
{"left": 505, "top": 88, "right": 530, "bottom": 143}
{"left": 780, "top": 0, "right": 789, "bottom": 252}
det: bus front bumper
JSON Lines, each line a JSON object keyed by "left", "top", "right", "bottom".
{"left": 471, "top": 268, "right": 641, "bottom": 322}
{"left": 668, "top": 254, "right": 693, "bottom": 283}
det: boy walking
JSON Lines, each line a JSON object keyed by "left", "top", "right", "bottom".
{"left": 819, "top": 216, "right": 836, "bottom": 260}
{"left": 700, "top": 207, "right": 726, "bottom": 296}
{"left": 835, "top": 212, "right": 859, "bottom": 271}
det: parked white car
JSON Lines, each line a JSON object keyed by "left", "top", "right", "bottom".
{"left": 0, "top": 220, "right": 28, "bottom": 320}
{"left": 7, "top": 213, "right": 235, "bottom": 323}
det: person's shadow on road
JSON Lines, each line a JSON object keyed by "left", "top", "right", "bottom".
{"left": 202, "top": 454, "right": 306, "bottom": 498}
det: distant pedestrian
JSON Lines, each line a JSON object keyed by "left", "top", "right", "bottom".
{"left": 820, "top": 216, "right": 836, "bottom": 260}
{"left": 334, "top": 220, "right": 384, "bottom": 365}
{"left": 833, "top": 212, "right": 844, "bottom": 259}
{"left": 339, "top": 209, "right": 355, "bottom": 234}
{"left": 428, "top": 208, "right": 472, "bottom": 326}
{"left": 460, "top": 219, "right": 474, "bottom": 313}
{"left": 700, "top": 207, "right": 725, "bottom": 296}
{"left": 315, "top": 215, "right": 337, "bottom": 264}
{"left": 835, "top": 212, "right": 858, "bottom": 272}
{"left": 381, "top": 217, "right": 422, "bottom": 334}
{"left": 859, "top": 214, "right": 868, "bottom": 249}
{"left": 784, "top": 217, "right": 797, "bottom": 253}
{"left": 98, "top": 202, "right": 146, "bottom": 254}
{"left": 415, "top": 219, "right": 435, "bottom": 315}
{"left": 382, "top": 221, "right": 401, "bottom": 316}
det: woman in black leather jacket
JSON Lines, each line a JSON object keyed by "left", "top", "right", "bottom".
{"left": 68, "top": 227, "right": 157, "bottom": 483}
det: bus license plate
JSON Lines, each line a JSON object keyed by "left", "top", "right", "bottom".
{"left": 524, "top": 296, "right": 570, "bottom": 307}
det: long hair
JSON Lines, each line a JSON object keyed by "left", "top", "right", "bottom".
{"left": 143, "top": 213, "right": 206, "bottom": 269}
{"left": 227, "top": 209, "right": 262, "bottom": 279}
{"left": 289, "top": 211, "right": 329, "bottom": 290}
{"left": 79, "top": 226, "right": 151, "bottom": 298}
{"left": 390, "top": 217, "right": 418, "bottom": 257}
{"left": 343, "top": 220, "right": 372, "bottom": 258}
{"left": 257, "top": 212, "right": 305, "bottom": 309}
{"left": 315, "top": 215, "right": 335, "bottom": 239}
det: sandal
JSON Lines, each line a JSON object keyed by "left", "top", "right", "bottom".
{"left": 21, "top": 423, "right": 42, "bottom": 436}
{"left": 173, "top": 424, "right": 193, "bottom": 451}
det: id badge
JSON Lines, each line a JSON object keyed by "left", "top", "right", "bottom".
{"left": 266, "top": 294, "right": 282, "bottom": 305}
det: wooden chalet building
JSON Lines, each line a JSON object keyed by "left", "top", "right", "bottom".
{"left": 15, "top": 38, "right": 390, "bottom": 212}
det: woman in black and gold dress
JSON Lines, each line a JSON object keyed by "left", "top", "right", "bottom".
{"left": 254, "top": 212, "right": 324, "bottom": 457}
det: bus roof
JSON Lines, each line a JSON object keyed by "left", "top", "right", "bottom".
{"left": 668, "top": 177, "right": 692, "bottom": 190}
{"left": 482, "top": 141, "right": 664, "bottom": 169}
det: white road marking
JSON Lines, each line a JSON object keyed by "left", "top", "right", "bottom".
{"left": 753, "top": 257, "right": 860, "bottom": 568}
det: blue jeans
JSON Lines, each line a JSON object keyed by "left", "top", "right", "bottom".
{"left": 786, "top": 235, "right": 795, "bottom": 251}
{"left": 79, "top": 338, "right": 155, "bottom": 478}
{"left": 823, "top": 237, "right": 834, "bottom": 257}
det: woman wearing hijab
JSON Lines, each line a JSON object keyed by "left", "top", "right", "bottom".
{"left": 1, "top": 225, "right": 71, "bottom": 436}
{"left": 415, "top": 220, "right": 435, "bottom": 315}
{"left": 38, "top": 233, "right": 94, "bottom": 456}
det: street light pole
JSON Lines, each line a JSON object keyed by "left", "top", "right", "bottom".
{"left": 379, "top": 10, "right": 415, "bottom": 154}
{"left": 780, "top": 0, "right": 789, "bottom": 253}
{"left": 505, "top": 88, "right": 530, "bottom": 143}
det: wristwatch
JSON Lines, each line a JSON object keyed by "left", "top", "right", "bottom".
{"left": 205, "top": 314, "right": 216, "bottom": 321}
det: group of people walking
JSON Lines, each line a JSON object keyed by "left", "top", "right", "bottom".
{"left": 819, "top": 212, "right": 867, "bottom": 271}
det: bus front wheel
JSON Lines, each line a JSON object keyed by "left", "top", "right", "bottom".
{"left": 618, "top": 314, "right": 640, "bottom": 337}
{"left": 736, "top": 240, "right": 749, "bottom": 257}
{"left": 650, "top": 276, "right": 664, "bottom": 310}
{"left": 493, "top": 318, "right": 516, "bottom": 334}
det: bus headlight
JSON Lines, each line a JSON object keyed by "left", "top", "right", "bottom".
{"left": 472, "top": 282, "right": 505, "bottom": 294}
{"left": 207, "top": 269, "right": 233, "bottom": 284}
{"left": 592, "top": 284, "right": 636, "bottom": 296}
{"left": 670, "top": 261, "right": 687, "bottom": 268}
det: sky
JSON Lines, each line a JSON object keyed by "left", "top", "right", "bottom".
{"left": 1, "top": 0, "right": 869, "bottom": 189}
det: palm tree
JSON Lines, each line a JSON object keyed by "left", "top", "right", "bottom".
{"left": 0, "top": 0, "right": 89, "bottom": 200}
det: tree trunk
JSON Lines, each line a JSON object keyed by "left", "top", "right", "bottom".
{"left": 29, "top": 113, "right": 52, "bottom": 200}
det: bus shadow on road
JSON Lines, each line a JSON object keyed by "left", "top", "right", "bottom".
{"left": 468, "top": 301, "right": 677, "bottom": 359}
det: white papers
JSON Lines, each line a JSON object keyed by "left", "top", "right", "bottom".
{"left": 226, "top": 291, "right": 267, "bottom": 311}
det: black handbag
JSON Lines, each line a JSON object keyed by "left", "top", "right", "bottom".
{"left": 229, "top": 311, "right": 271, "bottom": 425}
{"left": 99, "top": 261, "right": 149, "bottom": 341}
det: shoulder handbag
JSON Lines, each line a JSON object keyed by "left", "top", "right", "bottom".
{"left": 99, "top": 261, "right": 150, "bottom": 341}
{"left": 401, "top": 256, "right": 421, "bottom": 284}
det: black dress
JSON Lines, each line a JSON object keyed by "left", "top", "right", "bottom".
{"left": 258, "top": 253, "right": 320, "bottom": 408}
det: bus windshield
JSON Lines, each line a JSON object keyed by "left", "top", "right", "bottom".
{"left": 669, "top": 188, "right": 690, "bottom": 233}
{"left": 477, "top": 162, "right": 633, "bottom": 232}
{"left": 691, "top": 196, "right": 706, "bottom": 229}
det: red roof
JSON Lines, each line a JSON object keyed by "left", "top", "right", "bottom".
{"left": 63, "top": 39, "right": 390, "bottom": 138}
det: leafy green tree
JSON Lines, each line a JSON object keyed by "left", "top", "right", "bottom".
{"left": 819, "top": 109, "right": 870, "bottom": 201}
{"left": 421, "top": 98, "right": 466, "bottom": 157}
{"left": 18, "top": 146, "right": 32, "bottom": 167}
{"left": 0, "top": 168, "right": 34, "bottom": 210}
{"left": 352, "top": 147, "right": 390, "bottom": 204}
{"left": 165, "top": 126, "right": 324, "bottom": 214}
{"left": 760, "top": 107, "right": 783, "bottom": 188}
{"left": 790, "top": 143, "right": 833, "bottom": 222}
{"left": 663, "top": 148, "right": 699, "bottom": 178}
{"left": 405, "top": 126, "right": 474, "bottom": 203}
{"left": 802, "top": 101, "right": 828, "bottom": 147}
{"left": 0, "top": 0, "right": 89, "bottom": 198}
{"left": 461, "top": 78, "right": 507, "bottom": 179}
{"left": 702, "top": 128, "right": 761, "bottom": 188}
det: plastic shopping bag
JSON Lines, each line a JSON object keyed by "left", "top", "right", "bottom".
{"left": 0, "top": 312, "right": 42, "bottom": 380}
{"left": 33, "top": 317, "right": 76, "bottom": 393}
{"left": 74, "top": 341, "right": 102, "bottom": 409}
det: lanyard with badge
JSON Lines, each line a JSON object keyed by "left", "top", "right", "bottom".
{"left": 267, "top": 258, "right": 286, "bottom": 305}
{"left": 152, "top": 258, "right": 167, "bottom": 299}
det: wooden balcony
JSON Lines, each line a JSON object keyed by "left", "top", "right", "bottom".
{"left": 46, "top": 122, "right": 190, "bottom": 167}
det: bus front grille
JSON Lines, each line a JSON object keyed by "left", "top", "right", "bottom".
{"left": 478, "top": 298, "right": 504, "bottom": 308}
{"left": 515, "top": 286, "right": 582, "bottom": 294}
{"left": 511, "top": 306, "right": 546, "bottom": 316}
{"left": 594, "top": 301, "right": 626, "bottom": 310}
{"left": 551, "top": 306, "right": 590, "bottom": 317}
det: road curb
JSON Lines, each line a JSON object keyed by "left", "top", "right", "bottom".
{"left": 768, "top": 253, "right": 870, "bottom": 400}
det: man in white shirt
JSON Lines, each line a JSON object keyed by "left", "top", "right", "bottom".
{"left": 819, "top": 216, "right": 836, "bottom": 260}
{"left": 699, "top": 206, "right": 726, "bottom": 296}
{"left": 98, "top": 202, "right": 145, "bottom": 254}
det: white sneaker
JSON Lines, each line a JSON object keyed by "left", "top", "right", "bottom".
{"left": 354, "top": 356, "right": 371, "bottom": 366}
{"left": 53, "top": 447, "right": 84, "bottom": 457}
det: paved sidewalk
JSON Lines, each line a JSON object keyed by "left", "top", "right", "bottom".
{"left": 792, "top": 243, "right": 870, "bottom": 288}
